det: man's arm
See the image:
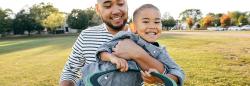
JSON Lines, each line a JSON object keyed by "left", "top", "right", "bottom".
{"left": 130, "top": 46, "right": 180, "bottom": 83}
{"left": 112, "top": 39, "right": 181, "bottom": 84}
{"left": 60, "top": 32, "right": 86, "bottom": 86}
{"left": 60, "top": 80, "right": 74, "bottom": 86}
{"left": 112, "top": 39, "right": 164, "bottom": 73}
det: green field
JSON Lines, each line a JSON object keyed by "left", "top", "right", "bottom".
{"left": 0, "top": 31, "right": 250, "bottom": 86}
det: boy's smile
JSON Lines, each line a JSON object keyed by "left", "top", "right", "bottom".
{"left": 134, "top": 8, "right": 162, "bottom": 42}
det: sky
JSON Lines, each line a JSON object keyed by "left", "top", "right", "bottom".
{"left": 0, "top": 0, "right": 249, "bottom": 19}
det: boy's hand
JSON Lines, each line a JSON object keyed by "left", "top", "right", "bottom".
{"left": 110, "top": 56, "right": 128, "bottom": 72}
{"left": 141, "top": 69, "right": 163, "bottom": 84}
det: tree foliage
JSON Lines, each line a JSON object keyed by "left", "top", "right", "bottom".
{"left": 67, "top": 8, "right": 101, "bottom": 30}
{"left": 13, "top": 10, "right": 33, "bottom": 35}
{"left": 228, "top": 11, "right": 242, "bottom": 26}
{"left": 162, "top": 12, "right": 176, "bottom": 29}
{"left": 67, "top": 9, "right": 89, "bottom": 30}
{"left": 12, "top": 3, "right": 61, "bottom": 35}
{"left": 0, "top": 8, "right": 13, "bottom": 35}
{"left": 179, "top": 9, "right": 202, "bottom": 23}
{"left": 238, "top": 15, "right": 248, "bottom": 26}
{"left": 162, "top": 17, "right": 176, "bottom": 28}
{"left": 213, "top": 13, "right": 223, "bottom": 27}
{"left": 42, "top": 12, "right": 65, "bottom": 32}
{"left": 220, "top": 14, "right": 231, "bottom": 27}
{"left": 29, "top": 2, "right": 59, "bottom": 33}
{"left": 186, "top": 17, "right": 193, "bottom": 29}
{"left": 200, "top": 14, "right": 214, "bottom": 28}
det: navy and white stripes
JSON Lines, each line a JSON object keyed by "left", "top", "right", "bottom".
{"left": 60, "top": 24, "right": 113, "bottom": 83}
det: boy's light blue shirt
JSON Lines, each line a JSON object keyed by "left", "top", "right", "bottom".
{"left": 80, "top": 31, "right": 185, "bottom": 86}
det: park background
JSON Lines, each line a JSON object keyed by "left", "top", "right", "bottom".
{"left": 1, "top": 0, "right": 250, "bottom": 86}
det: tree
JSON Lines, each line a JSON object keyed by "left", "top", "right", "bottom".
{"left": 186, "top": 17, "right": 193, "bottom": 29}
{"left": 67, "top": 7, "right": 102, "bottom": 32}
{"left": 42, "top": 12, "right": 65, "bottom": 33}
{"left": 228, "top": 11, "right": 242, "bottom": 26}
{"left": 213, "top": 13, "right": 223, "bottom": 27}
{"left": 200, "top": 13, "right": 214, "bottom": 28}
{"left": 13, "top": 9, "right": 42, "bottom": 35}
{"left": 162, "top": 17, "right": 176, "bottom": 30}
{"left": 90, "top": 13, "right": 102, "bottom": 26}
{"left": 13, "top": 10, "right": 31, "bottom": 35}
{"left": 161, "top": 12, "right": 176, "bottom": 30}
{"left": 0, "top": 8, "right": 13, "bottom": 36}
{"left": 245, "top": 11, "right": 250, "bottom": 24}
{"left": 238, "top": 15, "right": 248, "bottom": 26}
{"left": 67, "top": 9, "right": 88, "bottom": 31}
{"left": 85, "top": 7, "right": 102, "bottom": 26}
{"left": 220, "top": 14, "right": 231, "bottom": 27}
{"left": 29, "top": 2, "right": 59, "bottom": 33}
{"left": 179, "top": 9, "right": 202, "bottom": 23}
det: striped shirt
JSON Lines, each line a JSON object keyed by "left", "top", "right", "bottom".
{"left": 60, "top": 24, "right": 113, "bottom": 83}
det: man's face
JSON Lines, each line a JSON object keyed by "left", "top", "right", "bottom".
{"left": 96, "top": 0, "right": 128, "bottom": 31}
{"left": 134, "top": 8, "right": 162, "bottom": 42}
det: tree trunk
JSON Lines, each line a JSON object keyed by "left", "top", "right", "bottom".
{"left": 28, "top": 30, "right": 31, "bottom": 36}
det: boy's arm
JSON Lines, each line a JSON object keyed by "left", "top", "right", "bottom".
{"left": 99, "top": 52, "right": 114, "bottom": 61}
{"left": 158, "top": 47, "right": 185, "bottom": 86}
{"left": 100, "top": 52, "right": 128, "bottom": 72}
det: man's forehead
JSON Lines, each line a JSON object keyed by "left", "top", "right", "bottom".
{"left": 97, "top": 0, "right": 124, "bottom": 3}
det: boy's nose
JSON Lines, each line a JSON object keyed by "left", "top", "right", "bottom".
{"left": 148, "top": 23, "right": 157, "bottom": 29}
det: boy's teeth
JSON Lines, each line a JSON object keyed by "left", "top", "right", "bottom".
{"left": 147, "top": 32, "right": 156, "bottom": 35}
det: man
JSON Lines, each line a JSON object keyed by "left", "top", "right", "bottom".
{"left": 60, "top": 0, "right": 180, "bottom": 86}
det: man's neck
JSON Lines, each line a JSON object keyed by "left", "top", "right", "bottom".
{"left": 105, "top": 24, "right": 128, "bottom": 35}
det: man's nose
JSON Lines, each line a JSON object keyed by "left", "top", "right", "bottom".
{"left": 111, "top": 5, "right": 121, "bottom": 15}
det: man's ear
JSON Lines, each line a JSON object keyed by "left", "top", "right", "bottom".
{"left": 95, "top": 4, "right": 100, "bottom": 16}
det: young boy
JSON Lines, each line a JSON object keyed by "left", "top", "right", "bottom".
{"left": 80, "top": 4, "right": 184, "bottom": 86}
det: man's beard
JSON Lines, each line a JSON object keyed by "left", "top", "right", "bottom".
{"left": 103, "top": 19, "right": 127, "bottom": 31}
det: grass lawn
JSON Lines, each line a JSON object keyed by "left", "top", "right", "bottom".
{"left": 0, "top": 31, "right": 250, "bottom": 86}
{"left": 0, "top": 35, "right": 77, "bottom": 86}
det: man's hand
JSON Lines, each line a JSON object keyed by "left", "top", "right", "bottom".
{"left": 60, "top": 80, "right": 74, "bottom": 86}
{"left": 141, "top": 69, "right": 163, "bottom": 84}
{"left": 112, "top": 39, "right": 145, "bottom": 60}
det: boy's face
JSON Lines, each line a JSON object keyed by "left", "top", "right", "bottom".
{"left": 96, "top": 0, "right": 128, "bottom": 30}
{"left": 134, "top": 8, "right": 162, "bottom": 42}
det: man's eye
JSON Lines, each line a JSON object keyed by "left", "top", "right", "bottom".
{"left": 118, "top": 3, "right": 124, "bottom": 6}
{"left": 103, "top": 3, "right": 112, "bottom": 8}
{"left": 104, "top": 6, "right": 111, "bottom": 8}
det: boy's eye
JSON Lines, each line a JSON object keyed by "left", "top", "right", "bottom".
{"left": 142, "top": 21, "right": 149, "bottom": 23}
{"left": 155, "top": 21, "right": 161, "bottom": 24}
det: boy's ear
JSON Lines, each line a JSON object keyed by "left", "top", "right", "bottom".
{"left": 129, "top": 22, "right": 137, "bottom": 33}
